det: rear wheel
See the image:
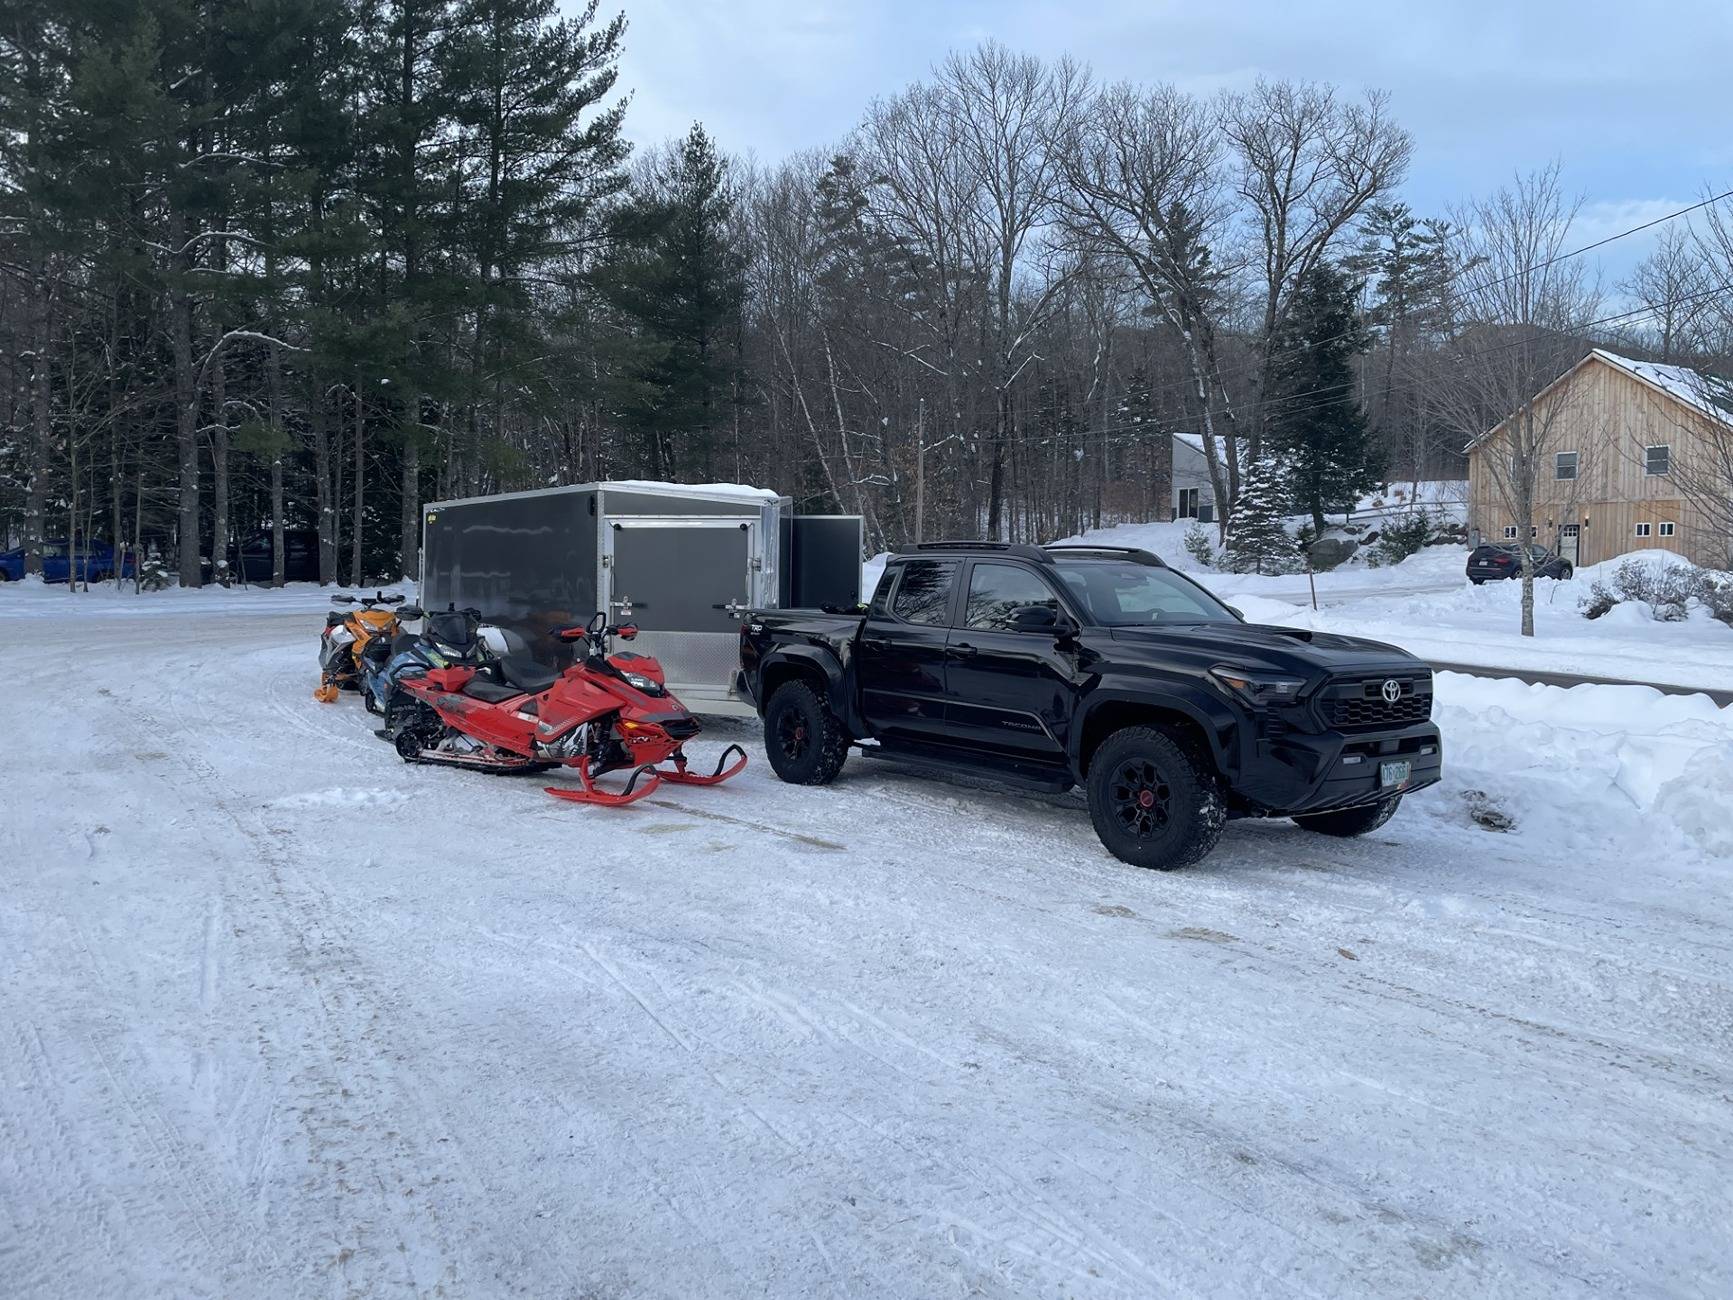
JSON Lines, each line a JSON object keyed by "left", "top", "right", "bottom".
{"left": 1085, "top": 726, "right": 1225, "bottom": 871}
{"left": 763, "top": 680, "right": 848, "bottom": 785}
{"left": 1293, "top": 795, "right": 1402, "bottom": 837}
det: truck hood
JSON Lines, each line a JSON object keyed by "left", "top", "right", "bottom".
{"left": 1107, "top": 622, "right": 1425, "bottom": 677}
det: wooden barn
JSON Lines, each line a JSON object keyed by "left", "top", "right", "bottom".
{"left": 1465, "top": 348, "right": 1733, "bottom": 568}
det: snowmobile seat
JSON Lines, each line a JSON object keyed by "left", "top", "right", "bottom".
{"left": 460, "top": 677, "right": 524, "bottom": 704}
{"left": 498, "top": 655, "right": 560, "bottom": 694}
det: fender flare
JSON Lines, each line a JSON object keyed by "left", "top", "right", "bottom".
{"left": 1068, "top": 682, "right": 1242, "bottom": 778}
{"left": 756, "top": 646, "right": 849, "bottom": 721}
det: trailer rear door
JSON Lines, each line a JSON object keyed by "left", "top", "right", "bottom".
{"left": 607, "top": 518, "right": 756, "bottom": 696}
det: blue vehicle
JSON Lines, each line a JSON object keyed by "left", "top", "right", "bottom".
{"left": 0, "top": 539, "right": 135, "bottom": 583}
{"left": 359, "top": 603, "right": 496, "bottom": 720}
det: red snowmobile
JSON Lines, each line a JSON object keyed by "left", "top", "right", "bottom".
{"left": 387, "top": 612, "right": 746, "bottom": 806}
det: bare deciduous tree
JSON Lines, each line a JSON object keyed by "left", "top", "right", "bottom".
{"left": 1222, "top": 80, "right": 1412, "bottom": 458}
{"left": 1444, "top": 165, "right": 1601, "bottom": 636}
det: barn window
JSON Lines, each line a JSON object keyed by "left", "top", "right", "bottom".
{"left": 1635, "top": 522, "right": 1652, "bottom": 538}
{"left": 1645, "top": 445, "right": 1671, "bottom": 476}
{"left": 1659, "top": 521, "right": 1676, "bottom": 537}
{"left": 1502, "top": 525, "right": 1518, "bottom": 540}
{"left": 1555, "top": 452, "right": 1578, "bottom": 480}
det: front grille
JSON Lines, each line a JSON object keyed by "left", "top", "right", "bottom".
{"left": 1318, "top": 676, "right": 1432, "bottom": 731}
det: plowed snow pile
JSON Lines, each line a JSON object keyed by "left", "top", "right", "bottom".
{"left": 1432, "top": 673, "right": 1733, "bottom": 863}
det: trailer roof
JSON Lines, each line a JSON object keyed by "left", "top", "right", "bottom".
{"left": 424, "top": 479, "right": 788, "bottom": 512}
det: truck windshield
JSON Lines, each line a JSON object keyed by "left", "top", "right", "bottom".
{"left": 1053, "top": 560, "right": 1237, "bottom": 626}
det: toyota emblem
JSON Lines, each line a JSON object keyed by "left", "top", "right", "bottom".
{"left": 1381, "top": 679, "right": 1403, "bottom": 704}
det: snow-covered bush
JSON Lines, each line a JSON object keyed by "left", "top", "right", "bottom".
{"left": 1580, "top": 556, "right": 1722, "bottom": 624}
{"left": 1697, "top": 571, "right": 1733, "bottom": 626}
{"left": 1182, "top": 522, "right": 1215, "bottom": 568}
{"left": 1368, "top": 511, "right": 1432, "bottom": 567}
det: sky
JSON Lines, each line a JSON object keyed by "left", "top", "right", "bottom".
{"left": 580, "top": 0, "right": 1732, "bottom": 287}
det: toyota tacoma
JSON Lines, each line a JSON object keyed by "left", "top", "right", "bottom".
{"left": 737, "top": 542, "right": 1442, "bottom": 871}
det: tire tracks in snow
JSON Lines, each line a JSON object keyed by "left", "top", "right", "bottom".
{"left": 103, "top": 683, "right": 575, "bottom": 1298}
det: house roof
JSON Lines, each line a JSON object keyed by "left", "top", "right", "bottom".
{"left": 1465, "top": 348, "right": 1733, "bottom": 453}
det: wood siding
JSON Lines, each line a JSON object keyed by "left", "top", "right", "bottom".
{"left": 1466, "top": 356, "right": 1724, "bottom": 567}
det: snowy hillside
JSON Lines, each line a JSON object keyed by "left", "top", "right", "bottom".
{"left": 3, "top": 583, "right": 1732, "bottom": 1297}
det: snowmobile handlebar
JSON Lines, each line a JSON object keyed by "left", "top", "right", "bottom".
{"left": 332, "top": 590, "right": 407, "bottom": 610}
{"left": 551, "top": 616, "right": 638, "bottom": 648}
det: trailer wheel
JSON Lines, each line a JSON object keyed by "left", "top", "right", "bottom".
{"left": 763, "top": 681, "right": 848, "bottom": 785}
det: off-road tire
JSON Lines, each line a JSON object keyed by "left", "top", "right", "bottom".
{"left": 1085, "top": 726, "right": 1225, "bottom": 871}
{"left": 1293, "top": 795, "right": 1402, "bottom": 837}
{"left": 763, "top": 681, "right": 849, "bottom": 785}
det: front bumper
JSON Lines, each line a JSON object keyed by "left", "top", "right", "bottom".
{"left": 1237, "top": 720, "right": 1443, "bottom": 815}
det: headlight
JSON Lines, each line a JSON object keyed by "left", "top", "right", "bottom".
{"left": 1209, "top": 666, "right": 1305, "bottom": 705}
{"left": 623, "top": 671, "right": 665, "bottom": 696}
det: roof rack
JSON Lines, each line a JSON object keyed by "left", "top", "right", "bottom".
{"left": 902, "top": 540, "right": 1048, "bottom": 561}
{"left": 1042, "top": 544, "right": 1166, "bottom": 567}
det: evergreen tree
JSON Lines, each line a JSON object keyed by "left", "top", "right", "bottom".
{"left": 1265, "top": 262, "right": 1380, "bottom": 534}
{"left": 600, "top": 123, "right": 746, "bottom": 479}
{"left": 1221, "top": 455, "right": 1302, "bottom": 575}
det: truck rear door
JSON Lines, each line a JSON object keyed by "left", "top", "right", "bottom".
{"left": 857, "top": 558, "right": 957, "bottom": 744}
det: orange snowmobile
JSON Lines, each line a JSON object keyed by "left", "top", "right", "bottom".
{"left": 315, "top": 590, "right": 409, "bottom": 702}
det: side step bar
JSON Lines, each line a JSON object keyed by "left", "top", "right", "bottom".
{"left": 858, "top": 743, "right": 1074, "bottom": 793}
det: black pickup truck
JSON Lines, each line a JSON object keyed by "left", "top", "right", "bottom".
{"left": 737, "top": 542, "right": 1442, "bottom": 870}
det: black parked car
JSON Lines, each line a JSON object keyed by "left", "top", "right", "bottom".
{"left": 738, "top": 541, "right": 1442, "bottom": 871}
{"left": 1466, "top": 543, "right": 1573, "bottom": 584}
{"left": 203, "top": 529, "right": 323, "bottom": 583}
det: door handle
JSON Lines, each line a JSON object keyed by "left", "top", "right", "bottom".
{"left": 948, "top": 643, "right": 978, "bottom": 658}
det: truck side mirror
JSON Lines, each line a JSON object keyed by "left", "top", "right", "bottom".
{"left": 1009, "top": 605, "right": 1061, "bottom": 632}
{"left": 1226, "top": 605, "right": 1245, "bottom": 621}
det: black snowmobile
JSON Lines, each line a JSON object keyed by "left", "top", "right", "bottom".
{"left": 361, "top": 602, "right": 496, "bottom": 724}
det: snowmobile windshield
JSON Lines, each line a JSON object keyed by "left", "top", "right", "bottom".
{"left": 1053, "top": 559, "right": 1237, "bottom": 627}
{"left": 426, "top": 612, "right": 479, "bottom": 653}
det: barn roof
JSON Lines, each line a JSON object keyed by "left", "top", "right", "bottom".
{"left": 1465, "top": 348, "right": 1733, "bottom": 453}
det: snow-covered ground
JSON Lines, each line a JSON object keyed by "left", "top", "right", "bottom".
{"left": 4, "top": 584, "right": 1732, "bottom": 1297}
{"left": 1047, "top": 521, "right": 1733, "bottom": 692}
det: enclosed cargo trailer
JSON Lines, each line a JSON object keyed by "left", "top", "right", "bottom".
{"left": 420, "top": 481, "right": 861, "bottom": 715}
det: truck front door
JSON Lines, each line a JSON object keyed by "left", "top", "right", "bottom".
{"left": 857, "top": 558, "right": 957, "bottom": 744}
{"left": 942, "top": 560, "right": 1077, "bottom": 761}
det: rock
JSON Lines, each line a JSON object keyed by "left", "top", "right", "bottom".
{"left": 1307, "top": 536, "right": 1359, "bottom": 571}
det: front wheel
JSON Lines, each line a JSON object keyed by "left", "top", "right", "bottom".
{"left": 763, "top": 681, "right": 849, "bottom": 785}
{"left": 1085, "top": 726, "right": 1225, "bottom": 871}
{"left": 1293, "top": 795, "right": 1401, "bottom": 837}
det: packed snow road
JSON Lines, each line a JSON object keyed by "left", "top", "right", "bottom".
{"left": 4, "top": 588, "right": 1731, "bottom": 1298}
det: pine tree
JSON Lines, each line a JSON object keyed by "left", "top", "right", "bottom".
{"left": 1221, "top": 455, "right": 1302, "bottom": 575}
{"left": 600, "top": 122, "right": 747, "bottom": 479}
{"left": 1264, "top": 262, "right": 1381, "bottom": 534}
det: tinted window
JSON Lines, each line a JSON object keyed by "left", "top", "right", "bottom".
{"left": 1055, "top": 560, "right": 1234, "bottom": 626}
{"left": 966, "top": 563, "right": 1063, "bottom": 631}
{"left": 867, "top": 567, "right": 897, "bottom": 618}
{"left": 889, "top": 560, "right": 957, "bottom": 626}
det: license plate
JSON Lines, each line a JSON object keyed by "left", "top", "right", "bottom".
{"left": 1380, "top": 760, "right": 1412, "bottom": 789}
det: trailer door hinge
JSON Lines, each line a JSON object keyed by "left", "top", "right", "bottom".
{"left": 750, "top": 557, "right": 763, "bottom": 571}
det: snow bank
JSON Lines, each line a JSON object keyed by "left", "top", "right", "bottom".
{"left": 1429, "top": 673, "right": 1733, "bottom": 866}
{"left": 0, "top": 577, "right": 417, "bottom": 620}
